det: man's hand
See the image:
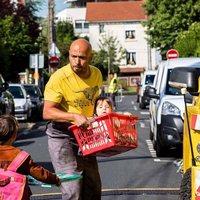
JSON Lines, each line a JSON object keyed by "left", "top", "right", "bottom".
{"left": 72, "top": 113, "right": 91, "bottom": 128}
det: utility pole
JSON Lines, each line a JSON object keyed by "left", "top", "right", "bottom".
{"left": 48, "top": 0, "right": 55, "bottom": 49}
{"left": 48, "top": 0, "right": 55, "bottom": 73}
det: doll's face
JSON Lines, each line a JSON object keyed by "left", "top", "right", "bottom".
{"left": 96, "top": 100, "right": 112, "bottom": 116}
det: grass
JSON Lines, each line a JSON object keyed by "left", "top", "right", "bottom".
{"left": 122, "top": 86, "right": 137, "bottom": 94}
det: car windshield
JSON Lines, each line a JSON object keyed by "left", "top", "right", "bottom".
{"left": 165, "top": 69, "right": 181, "bottom": 95}
{"left": 24, "top": 85, "right": 42, "bottom": 97}
{"left": 24, "top": 86, "right": 38, "bottom": 97}
{"left": 8, "top": 86, "right": 24, "bottom": 99}
{"left": 166, "top": 68, "right": 200, "bottom": 95}
{"left": 144, "top": 75, "right": 155, "bottom": 85}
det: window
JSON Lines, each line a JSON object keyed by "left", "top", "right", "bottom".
{"left": 99, "top": 24, "right": 104, "bottom": 33}
{"left": 126, "top": 52, "right": 136, "bottom": 65}
{"left": 84, "top": 22, "right": 89, "bottom": 29}
{"left": 144, "top": 75, "right": 155, "bottom": 85}
{"left": 75, "top": 21, "right": 89, "bottom": 30}
{"left": 8, "top": 86, "right": 24, "bottom": 99}
{"left": 125, "top": 30, "right": 135, "bottom": 39}
{"left": 75, "top": 21, "right": 82, "bottom": 29}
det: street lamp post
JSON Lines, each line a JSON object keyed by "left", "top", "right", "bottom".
{"left": 108, "top": 56, "right": 111, "bottom": 81}
{"left": 38, "top": 25, "right": 43, "bottom": 54}
{"left": 48, "top": 0, "right": 55, "bottom": 73}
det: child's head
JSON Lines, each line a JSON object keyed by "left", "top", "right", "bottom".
{"left": 94, "top": 97, "right": 113, "bottom": 116}
{"left": 0, "top": 115, "right": 19, "bottom": 145}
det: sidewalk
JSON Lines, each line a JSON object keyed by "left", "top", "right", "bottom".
{"left": 31, "top": 194, "right": 62, "bottom": 200}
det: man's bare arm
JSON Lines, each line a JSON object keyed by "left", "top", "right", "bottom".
{"left": 43, "top": 100, "right": 89, "bottom": 127}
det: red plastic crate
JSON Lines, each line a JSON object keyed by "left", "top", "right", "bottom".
{"left": 68, "top": 113, "right": 138, "bottom": 156}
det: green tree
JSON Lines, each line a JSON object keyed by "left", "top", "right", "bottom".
{"left": 92, "top": 50, "right": 108, "bottom": 80}
{"left": 25, "top": 0, "right": 43, "bottom": 15}
{"left": 0, "top": 16, "right": 38, "bottom": 81}
{"left": 56, "top": 21, "right": 76, "bottom": 66}
{"left": 0, "top": 0, "right": 41, "bottom": 81}
{"left": 175, "top": 22, "right": 200, "bottom": 57}
{"left": 143, "top": 0, "right": 200, "bottom": 58}
{"left": 92, "top": 34, "right": 126, "bottom": 79}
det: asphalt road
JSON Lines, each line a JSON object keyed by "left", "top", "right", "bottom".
{"left": 16, "top": 94, "right": 182, "bottom": 200}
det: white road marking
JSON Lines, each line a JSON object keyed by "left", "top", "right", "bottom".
{"left": 146, "top": 140, "right": 157, "bottom": 158}
{"left": 146, "top": 140, "right": 176, "bottom": 162}
{"left": 140, "top": 122, "right": 145, "bottom": 128}
{"left": 140, "top": 111, "right": 150, "bottom": 115}
{"left": 154, "top": 159, "right": 175, "bottom": 162}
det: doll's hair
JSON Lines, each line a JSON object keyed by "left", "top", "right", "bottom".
{"left": 0, "top": 115, "right": 19, "bottom": 144}
{"left": 93, "top": 96, "right": 113, "bottom": 115}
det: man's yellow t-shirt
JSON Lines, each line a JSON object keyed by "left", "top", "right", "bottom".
{"left": 44, "top": 64, "right": 102, "bottom": 118}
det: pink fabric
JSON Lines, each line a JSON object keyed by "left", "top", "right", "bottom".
{"left": 0, "top": 151, "right": 29, "bottom": 200}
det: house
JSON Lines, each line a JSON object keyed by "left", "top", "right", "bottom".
{"left": 55, "top": 1, "right": 161, "bottom": 87}
{"left": 86, "top": 1, "right": 160, "bottom": 87}
{"left": 55, "top": 8, "right": 89, "bottom": 38}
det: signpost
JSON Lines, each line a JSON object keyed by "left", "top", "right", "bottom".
{"left": 49, "top": 56, "right": 60, "bottom": 68}
{"left": 48, "top": 42, "right": 61, "bottom": 73}
{"left": 166, "top": 49, "right": 179, "bottom": 59}
{"left": 29, "top": 54, "right": 44, "bottom": 85}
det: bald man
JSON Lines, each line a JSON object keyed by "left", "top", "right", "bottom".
{"left": 43, "top": 39, "right": 103, "bottom": 200}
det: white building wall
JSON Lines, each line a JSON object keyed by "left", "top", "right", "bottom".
{"left": 89, "top": 22, "right": 158, "bottom": 70}
{"left": 89, "top": 24, "right": 100, "bottom": 49}
{"left": 56, "top": 8, "right": 86, "bottom": 23}
{"left": 56, "top": 8, "right": 160, "bottom": 70}
{"left": 56, "top": 8, "right": 89, "bottom": 37}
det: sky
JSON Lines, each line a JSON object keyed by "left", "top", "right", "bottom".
{"left": 36, "top": 0, "right": 68, "bottom": 17}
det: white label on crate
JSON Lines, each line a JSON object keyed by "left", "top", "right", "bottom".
{"left": 92, "top": 121, "right": 99, "bottom": 128}
{"left": 80, "top": 119, "right": 112, "bottom": 152}
{"left": 101, "top": 120, "right": 108, "bottom": 131}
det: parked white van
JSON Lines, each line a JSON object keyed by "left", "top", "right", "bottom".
{"left": 146, "top": 58, "right": 200, "bottom": 156}
{"left": 138, "top": 70, "right": 157, "bottom": 109}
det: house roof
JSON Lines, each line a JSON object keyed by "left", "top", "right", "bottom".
{"left": 86, "top": 1, "right": 146, "bottom": 22}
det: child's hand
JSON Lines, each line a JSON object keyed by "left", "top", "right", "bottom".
{"left": 56, "top": 177, "right": 61, "bottom": 187}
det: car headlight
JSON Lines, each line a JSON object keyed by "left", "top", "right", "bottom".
{"left": 161, "top": 101, "right": 181, "bottom": 116}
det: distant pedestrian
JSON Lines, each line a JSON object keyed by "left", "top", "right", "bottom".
{"left": 108, "top": 72, "right": 119, "bottom": 110}
{"left": 136, "top": 80, "right": 141, "bottom": 103}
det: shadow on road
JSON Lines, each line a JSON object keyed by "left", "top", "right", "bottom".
{"left": 14, "top": 140, "right": 35, "bottom": 147}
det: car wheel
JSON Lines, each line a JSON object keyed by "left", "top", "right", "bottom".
{"left": 180, "top": 168, "right": 191, "bottom": 200}
{"left": 153, "top": 135, "right": 156, "bottom": 150}
{"left": 149, "top": 129, "right": 153, "bottom": 140}
{"left": 27, "top": 109, "right": 32, "bottom": 121}
{"left": 11, "top": 104, "right": 15, "bottom": 115}
{"left": 155, "top": 134, "right": 167, "bottom": 157}
{"left": 139, "top": 102, "right": 146, "bottom": 109}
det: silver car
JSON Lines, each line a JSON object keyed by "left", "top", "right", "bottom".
{"left": 8, "top": 83, "right": 32, "bottom": 121}
{"left": 23, "top": 84, "right": 44, "bottom": 120}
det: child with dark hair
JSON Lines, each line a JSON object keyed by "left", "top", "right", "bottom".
{"left": 94, "top": 96, "right": 113, "bottom": 116}
{"left": 0, "top": 115, "right": 60, "bottom": 199}
{"left": 94, "top": 96, "right": 131, "bottom": 117}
